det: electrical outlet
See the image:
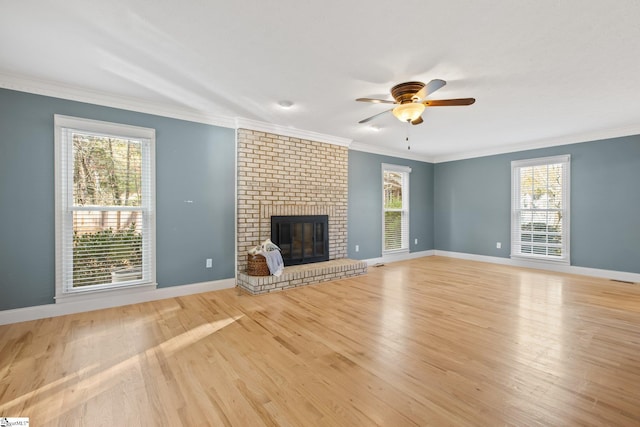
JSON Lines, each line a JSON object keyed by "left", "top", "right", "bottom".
{"left": 496, "top": 242, "right": 501, "bottom": 249}
{"left": 206, "top": 258, "right": 212, "bottom": 268}
{"left": 414, "top": 238, "right": 418, "bottom": 245}
{"left": 355, "top": 245, "right": 359, "bottom": 252}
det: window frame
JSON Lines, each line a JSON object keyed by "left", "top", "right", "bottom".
{"left": 510, "top": 154, "right": 570, "bottom": 265}
{"left": 382, "top": 163, "right": 411, "bottom": 254}
{"left": 54, "top": 115, "right": 157, "bottom": 302}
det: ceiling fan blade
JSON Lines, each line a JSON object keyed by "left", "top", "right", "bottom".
{"left": 355, "top": 97, "right": 396, "bottom": 104}
{"left": 415, "top": 79, "right": 446, "bottom": 100}
{"left": 358, "top": 109, "right": 393, "bottom": 124}
{"left": 411, "top": 116, "right": 423, "bottom": 125}
{"left": 424, "top": 98, "right": 476, "bottom": 106}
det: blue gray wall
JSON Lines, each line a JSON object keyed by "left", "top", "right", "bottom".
{"left": 348, "top": 150, "right": 434, "bottom": 259}
{"left": 434, "top": 136, "right": 640, "bottom": 274}
{"left": 2, "top": 87, "right": 639, "bottom": 311}
{"left": 0, "top": 88, "right": 236, "bottom": 310}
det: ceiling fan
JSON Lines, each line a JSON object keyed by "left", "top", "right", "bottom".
{"left": 356, "top": 79, "right": 475, "bottom": 125}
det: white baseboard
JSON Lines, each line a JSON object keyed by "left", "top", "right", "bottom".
{"left": 434, "top": 250, "right": 640, "bottom": 283}
{"left": 363, "top": 249, "right": 639, "bottom": 283}
{"left": 4, "top": 252, "right": 637, "bottom": 326}
{"left": 0, "top": 278, "right": 236, "bottom": 326}
{"left": 364, "top": 249, "right": 435, "bottom": 266}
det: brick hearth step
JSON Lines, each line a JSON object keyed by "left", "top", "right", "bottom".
{"left": 237, "top": 259, "right": 367, "bottom": 294}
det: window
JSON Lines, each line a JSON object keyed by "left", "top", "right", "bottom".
{"left": 511, "top": 155, "right": 570, "bottom": 264}
{"left": 382, "top": 163, "right": 411, "bottom": 253}
{"left": 55, "top": 115, "right": 156, "bottom": 301}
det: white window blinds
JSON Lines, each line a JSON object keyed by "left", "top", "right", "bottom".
{"left": 382, "top": 164, "right": 410, "bottom": 253}
{"left": 511, "top": 155, "right": 570, "bottom": 264}
{"left": 55, "top": 115, "right": 156, "bottom": 296}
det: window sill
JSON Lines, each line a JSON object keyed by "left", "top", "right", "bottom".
{"left": 55, "top": 281, "right": 158, "bottom": 304}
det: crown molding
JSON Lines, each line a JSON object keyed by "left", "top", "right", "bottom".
{"left": 432, "top": 124, "right": 640, "bottom": 163}
{"left": 0, "top": 71, "right": 237, "bottom": 129}
{"left": 349, "top": 141, "right": 435, "bottom": 163}
{"left": 4, "top": 71, "right": 638, "bottom": 163}
{"left": 235, "top": 118, "right": 352, "bottom": 147}
{"left": 0, "top": 72, "right": 355, "bottom": 148}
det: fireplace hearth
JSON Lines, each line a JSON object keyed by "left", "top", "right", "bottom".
{"left": 271, "top": 215, "right": 329, "bottom": 266}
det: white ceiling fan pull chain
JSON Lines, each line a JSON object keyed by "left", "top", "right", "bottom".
{"left": 406, "top": 120, "right": 411, "bottom": 150}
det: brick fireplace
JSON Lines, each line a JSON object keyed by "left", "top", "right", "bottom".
{"left": 236, "top": 128, "right": 366, "bottom": 293}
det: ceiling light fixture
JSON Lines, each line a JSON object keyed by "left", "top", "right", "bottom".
{"left": 392, "top": 102, "right": 425, "bottom": 123}
{"left": 277, "top": 100, "right": 294, "bottom": 109}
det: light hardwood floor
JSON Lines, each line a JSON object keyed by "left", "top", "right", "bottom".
{"left": 1, "top": 257, "right": 639, "bottom": 426}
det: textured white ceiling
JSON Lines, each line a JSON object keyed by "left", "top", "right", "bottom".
{"left": 2, "top": 1, "right": 640, "bottom": 161}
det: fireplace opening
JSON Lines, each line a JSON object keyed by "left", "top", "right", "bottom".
{"left": 271, "top": 215, "right": 329, "bottom": 266}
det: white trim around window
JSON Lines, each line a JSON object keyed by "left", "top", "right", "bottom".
{"left": 54, "top": 115, "right": 157, "bottom": 303}
{"left": 511, "top": 154, "right": 570, "bottom": 265}
{"left": 382, "top": 163, "right": 411, "bottom": 255}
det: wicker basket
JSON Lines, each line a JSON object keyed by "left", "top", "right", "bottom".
{"left": 247, "top": 254, "right": 270, "bottom": 276}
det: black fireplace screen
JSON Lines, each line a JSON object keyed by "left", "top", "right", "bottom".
{"left": 271, "top": 215, "right": 329, "bottom": 266}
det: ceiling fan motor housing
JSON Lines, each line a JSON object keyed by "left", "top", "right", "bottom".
{"left": 391, "top": 81, "right": 425, "bottom": 103}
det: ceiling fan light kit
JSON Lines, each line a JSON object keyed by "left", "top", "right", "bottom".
{"left": 392, "top": 103, "right": 425, "bottom": 122}
{"left": 356, "top": 79, "right": 475, "bottom": 126}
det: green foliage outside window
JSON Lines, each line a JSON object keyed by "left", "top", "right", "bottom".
{"left": 71, "top": 133, "right": 143, "bottom": 287}
{"left": 384, "top": 211, "right": 402, "bottom": 250}
{"left": 383, "top": 170, "right": 406, "bottom": 251}
{"left": 73, "top": 223, "right": 142, "bottom": 287}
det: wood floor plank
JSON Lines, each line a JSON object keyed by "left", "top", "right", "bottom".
{"left": 1, "top": 256, "right": 639, "bottom": 426}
